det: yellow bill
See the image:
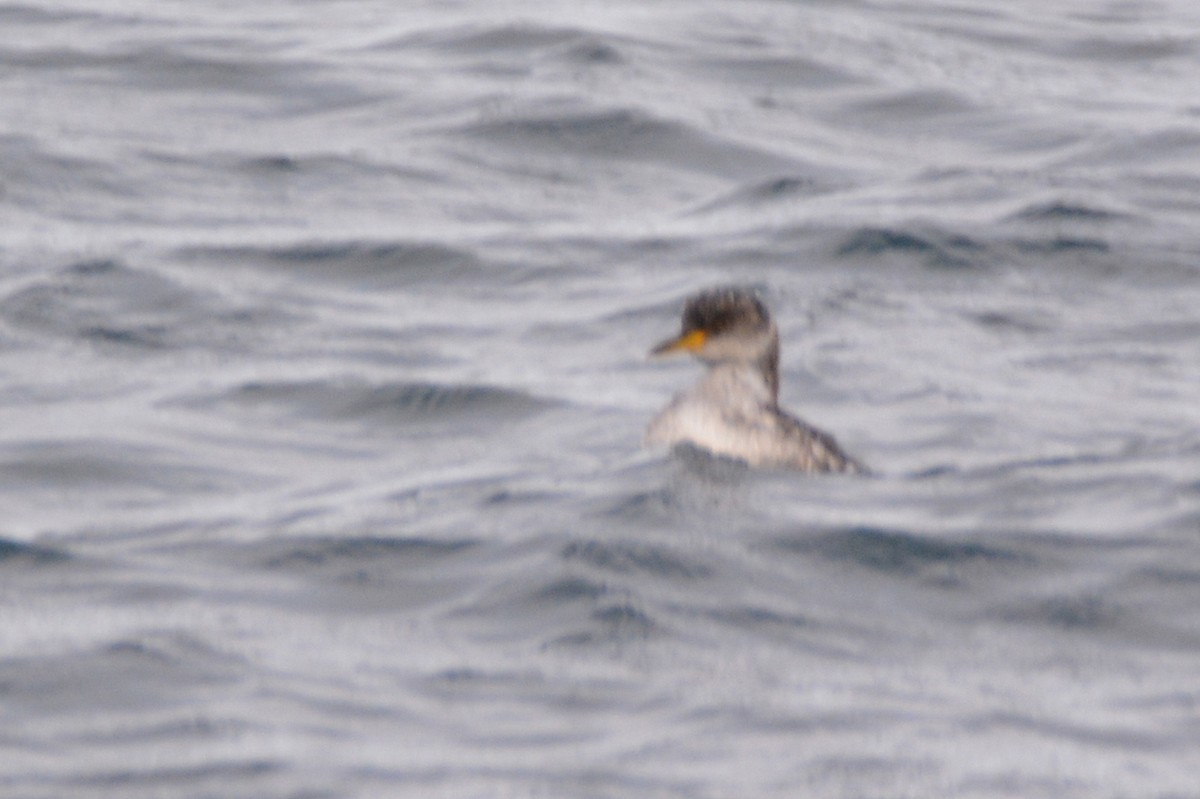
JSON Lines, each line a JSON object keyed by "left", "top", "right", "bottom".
{"left": 650, "top": 328, "right": 707, "bottom": 356}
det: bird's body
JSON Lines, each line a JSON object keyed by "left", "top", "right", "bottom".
{"left": 645, "top": 287, "right": 864, "bottom": 474}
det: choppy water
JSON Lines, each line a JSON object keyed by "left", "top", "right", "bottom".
{"left": 3, "top": 1, "right": 1200, "bottom": 796}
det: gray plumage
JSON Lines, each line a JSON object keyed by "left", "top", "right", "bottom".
{"left": 646, "top": 287, "right": 865, "bottom": 474}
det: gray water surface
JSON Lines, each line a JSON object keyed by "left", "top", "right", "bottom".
{"left": 2, "top": 1, "right": 1199, "bottom": 797}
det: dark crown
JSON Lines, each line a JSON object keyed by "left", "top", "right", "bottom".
{"left": 681, "top": 287, "right": 770, "bottom": 337}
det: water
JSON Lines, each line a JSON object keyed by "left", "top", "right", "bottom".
{"left": 2, "top": 1, "right": 1199, "bottom": 796}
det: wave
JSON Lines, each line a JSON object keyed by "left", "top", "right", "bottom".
{"left": 455, "top": 107, "right": 810, "bottom": 182}
{"left": 836, "top": 226, "right": 987, "bottom": 269}
{"left": 0, "top": 438, "right": 246, "bottom": 495}
{"left": 767, "top": 525, "right": 1027, "bottom": 586}
{"left": 0, "top": 537, "right": 70, "bottom": 565}
{"left": 179, "top": 239, "right": 491, "bottom": 290}
{"left": 0, "top": 258, "right": 283, "bottom": 352}
{"left": 215, "top": 379, "right": 555, "bottom": 428}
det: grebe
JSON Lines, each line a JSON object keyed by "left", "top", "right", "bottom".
{"left": 645, "top": 287, "right": 864, "bottom": 474}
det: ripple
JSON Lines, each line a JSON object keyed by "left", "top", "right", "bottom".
{"left": 182, "top": 239, "right": 489, "bottom": 289}
{"left": 214, "top": 378, "right": 555, "bottom": 429}
{"left": 457, "top": 107, "right": 807, "bottom": 182}
{"left": 692, "top": 53, "right": 861, "bottom": 90}
{"left": 0, "top": 537, "right": 70, "bottom": 565}
{"left": 689, "top": 174, "right": 839, "bottom": 215}
{"left": 1008, "top": 200, "right": 1129, "bottom": 224}
{"left": 840, "top": 88, "right": 977, "bottom": 126}
{"left": 561, "top": 538, "right": 712, "bottom": 581}
{"left": 230, "top": 152, "right": 440, "bottom": 184}
{"left": 251, "top": 534, "right": 480, "bottom": 575}
{"left": 588, "top": 601, "right": 658, "bottom": 638}
{"left": 835, "top": 226, "right": 987, "bottom": 269}
{"left": 0, "top": 633, "right": 243, "bottom": 714}
{"left": 1058, "top": 34, "right": 1195, "bottom": 63}
{"left": 704, "top": 604, "right": 816, "bottom": 637}
{"left": 529, "top": 575, "right": 610, "bottom": 604}
{"left": 418, "top": 666, "right": 642, "bottom": 719}
{"left": 11, "top": 43, "right": 372, "bottom": 113}
{"left": 769, "top": 526, "right": 1026, "bottom": 585}
{"left": 538, "top": 598, "right": 663, "bottom": 650}
{"left": 993, "top": 593, "right": 1121, "bottom": 631}
{"left": 377, "top": 20, "right": 633, "bottom": 73}
{"left": 195, "top": 534, "right": 484, "bottom": 614}
{"left": 0, "top": 258, "right": 279, "bottom": 352}
{"left": 0, "top": 135, "right": 127, "bottom": 214}
{"left": 0, "top": 4, "right": 100, "bottom": 24}
{"left": 0, "top": 439, "right": 246, "bottom": 494}
{"left": 965, "top": 309, "right": 1056, "bottom": 335}
{"left": 63, "top": 759, "right": 281, "bottom": 792}
{"left": 1010, "top": 235, "right": 1109, "bottom": 254}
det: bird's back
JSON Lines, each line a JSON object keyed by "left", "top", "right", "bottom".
{"left": 646, "top": 363, "right": 863, "bottom": 474}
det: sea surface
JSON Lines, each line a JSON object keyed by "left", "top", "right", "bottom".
{"left": 2, "top": 1, "right": 1200, "bottom": 797}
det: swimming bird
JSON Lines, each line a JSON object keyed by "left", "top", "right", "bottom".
{"left": 645, "top": 286, "right": 865, "bottom": 474}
